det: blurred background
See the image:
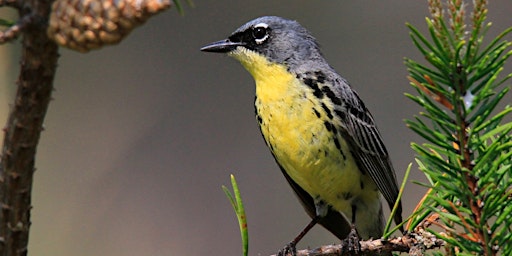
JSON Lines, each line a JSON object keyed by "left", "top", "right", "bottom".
{"left": 1, "top": 1, "right": 511, "bottom": 255}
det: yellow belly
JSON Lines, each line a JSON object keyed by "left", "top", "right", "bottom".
{"left": 255, "top": 77, "right": 367, "bottom": 216}
{"left": 230, "top": 47, "right": 380, "bottom": 234}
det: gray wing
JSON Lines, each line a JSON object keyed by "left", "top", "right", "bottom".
{"left": 331, "top": 77, "right": 403, "bottom": 224}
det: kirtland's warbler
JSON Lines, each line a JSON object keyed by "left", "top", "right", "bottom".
{"left": 201, "top": 16, "right": 403, "bottom": 254}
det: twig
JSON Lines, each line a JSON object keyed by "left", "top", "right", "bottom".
{"left": 0, "top": 14, "right": 35, "bottom": 44}
{"left": 270, "top": 232, "right": 444, "bottom": 256}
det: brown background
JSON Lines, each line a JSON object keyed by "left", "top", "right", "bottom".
{"left": 1, "top": 1, "right": 511, "bottom": 255}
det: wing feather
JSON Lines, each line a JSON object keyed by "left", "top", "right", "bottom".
{"left": 331, "top": 77, "right": 403, "bottom": 224}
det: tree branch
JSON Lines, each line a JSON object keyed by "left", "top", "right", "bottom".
{"left": 270, "top": 231, "right": 444, "bottom": 256}
{"left": 0, "top": 0, "right": 59, "bottom": 255}
{"left": 0, "top": 14, "right": 34, "bottom": 44}
{"left": 0, "top": 0, "right": 175, "bottom": 254}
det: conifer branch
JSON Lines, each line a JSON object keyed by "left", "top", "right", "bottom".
{"left": 405, "top": 0, "right": 512, "bottom": 255}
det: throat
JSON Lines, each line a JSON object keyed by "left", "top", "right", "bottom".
{"left": 230, "top": 47, "right": 297, "bottom": 103}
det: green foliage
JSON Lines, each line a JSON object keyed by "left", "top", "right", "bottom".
{"left": 405, "top": 1, "right": 512, "bottom": 255}
{"left": 222, "top": 174, "right": 249, "bottom": 256}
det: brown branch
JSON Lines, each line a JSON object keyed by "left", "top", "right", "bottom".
{"left": 0, "top": 0, "right": 171, "bottom": 254}
{"left": 0, "top": 14, "right": 35, "bottom": 44}
{"left": 452, "top": 63, "right": 491, "bottom": 254}
{"left": 270, "top": 231, "right": 444, "bottom": 256}
{"left": 0, "top": 26, "right": 19, "bottom": 43}
{"left": 0, "top": 0, "right": 59, "bottom": 255}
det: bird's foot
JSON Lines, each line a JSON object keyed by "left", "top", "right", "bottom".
{"left": 277, "top": 241, "right": 297, "bottom": 256}
{"left": 341, "top": 225, "right": 361, "bottom": 254}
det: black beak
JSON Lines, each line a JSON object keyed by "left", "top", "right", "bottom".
{"left": 200, "top": 39, "right": 244, "bottom": 53}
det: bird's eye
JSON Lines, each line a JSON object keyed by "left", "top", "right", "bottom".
{"left": 253, "top": 27, "right": 267, "bottom": 39}
{"left": 252, "top": 23, "right": 269, "bottom": 44}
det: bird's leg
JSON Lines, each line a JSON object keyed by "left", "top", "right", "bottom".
{"left": 341, "top": 205, "right": 361, "bottom": 254}
{"left": 278, "top": 216, "right": 319, "bottom": 256}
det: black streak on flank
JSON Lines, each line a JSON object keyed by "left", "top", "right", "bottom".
{"left": 300, "top": 72, "right": 325, "bottom": 99}
{"left": 321, "top": 103, "right": 333, "bottom": 119}
{"left": 331, "top": 124, "right": 338, "bottom": 135}
{"left": 304, "top": 77, "right": 323, "bottom": 98}
{"left": 333, "top": 137, "right": 347, "bottom": 160}
{"left": 333, "top": 137, "right": 341, "bottom": 150}
{"left": 324, "top": 121, "right": 332, "bottom": 132}
{"left": 360, "top": 179, "right": 364, "bottom": 190}
{"left": 334, "top": 109, "right": 346, "bottom": 120}
{"left": 313, "top": 108, "right": 321, "bottom": 118}
{"left": 322, "top": 86, "right": 342, "bottom": 105}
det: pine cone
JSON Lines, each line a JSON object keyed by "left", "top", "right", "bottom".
{"left": 47, "top": 0, "right": 171, "bottom": 52}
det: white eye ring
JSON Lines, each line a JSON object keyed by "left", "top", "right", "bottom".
{"left": 254, "top": 22, "right": 269, "bottom": 29}
{"left": 253, "top": 23, "right": 269, "bottom": 44}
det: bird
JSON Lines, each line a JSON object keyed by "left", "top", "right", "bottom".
{"left": 201, "top": 16, "right": 402, "bottom": 255}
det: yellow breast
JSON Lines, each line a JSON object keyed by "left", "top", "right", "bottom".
{"left": 229, "top": 47, "right": 378, "bottom": 221}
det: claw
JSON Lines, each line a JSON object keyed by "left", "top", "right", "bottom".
{"left": 277, "top": 241, "right": 297, "bottom": 256}
{"left": 341, "top": 225, "right": 361, "bottom": 254}
{"left": 277, "top": 217, "right": 319, "bottom": 256}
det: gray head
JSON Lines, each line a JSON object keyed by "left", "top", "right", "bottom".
{"left": 201, "top": 16, "right": 326, "bottom": 71}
